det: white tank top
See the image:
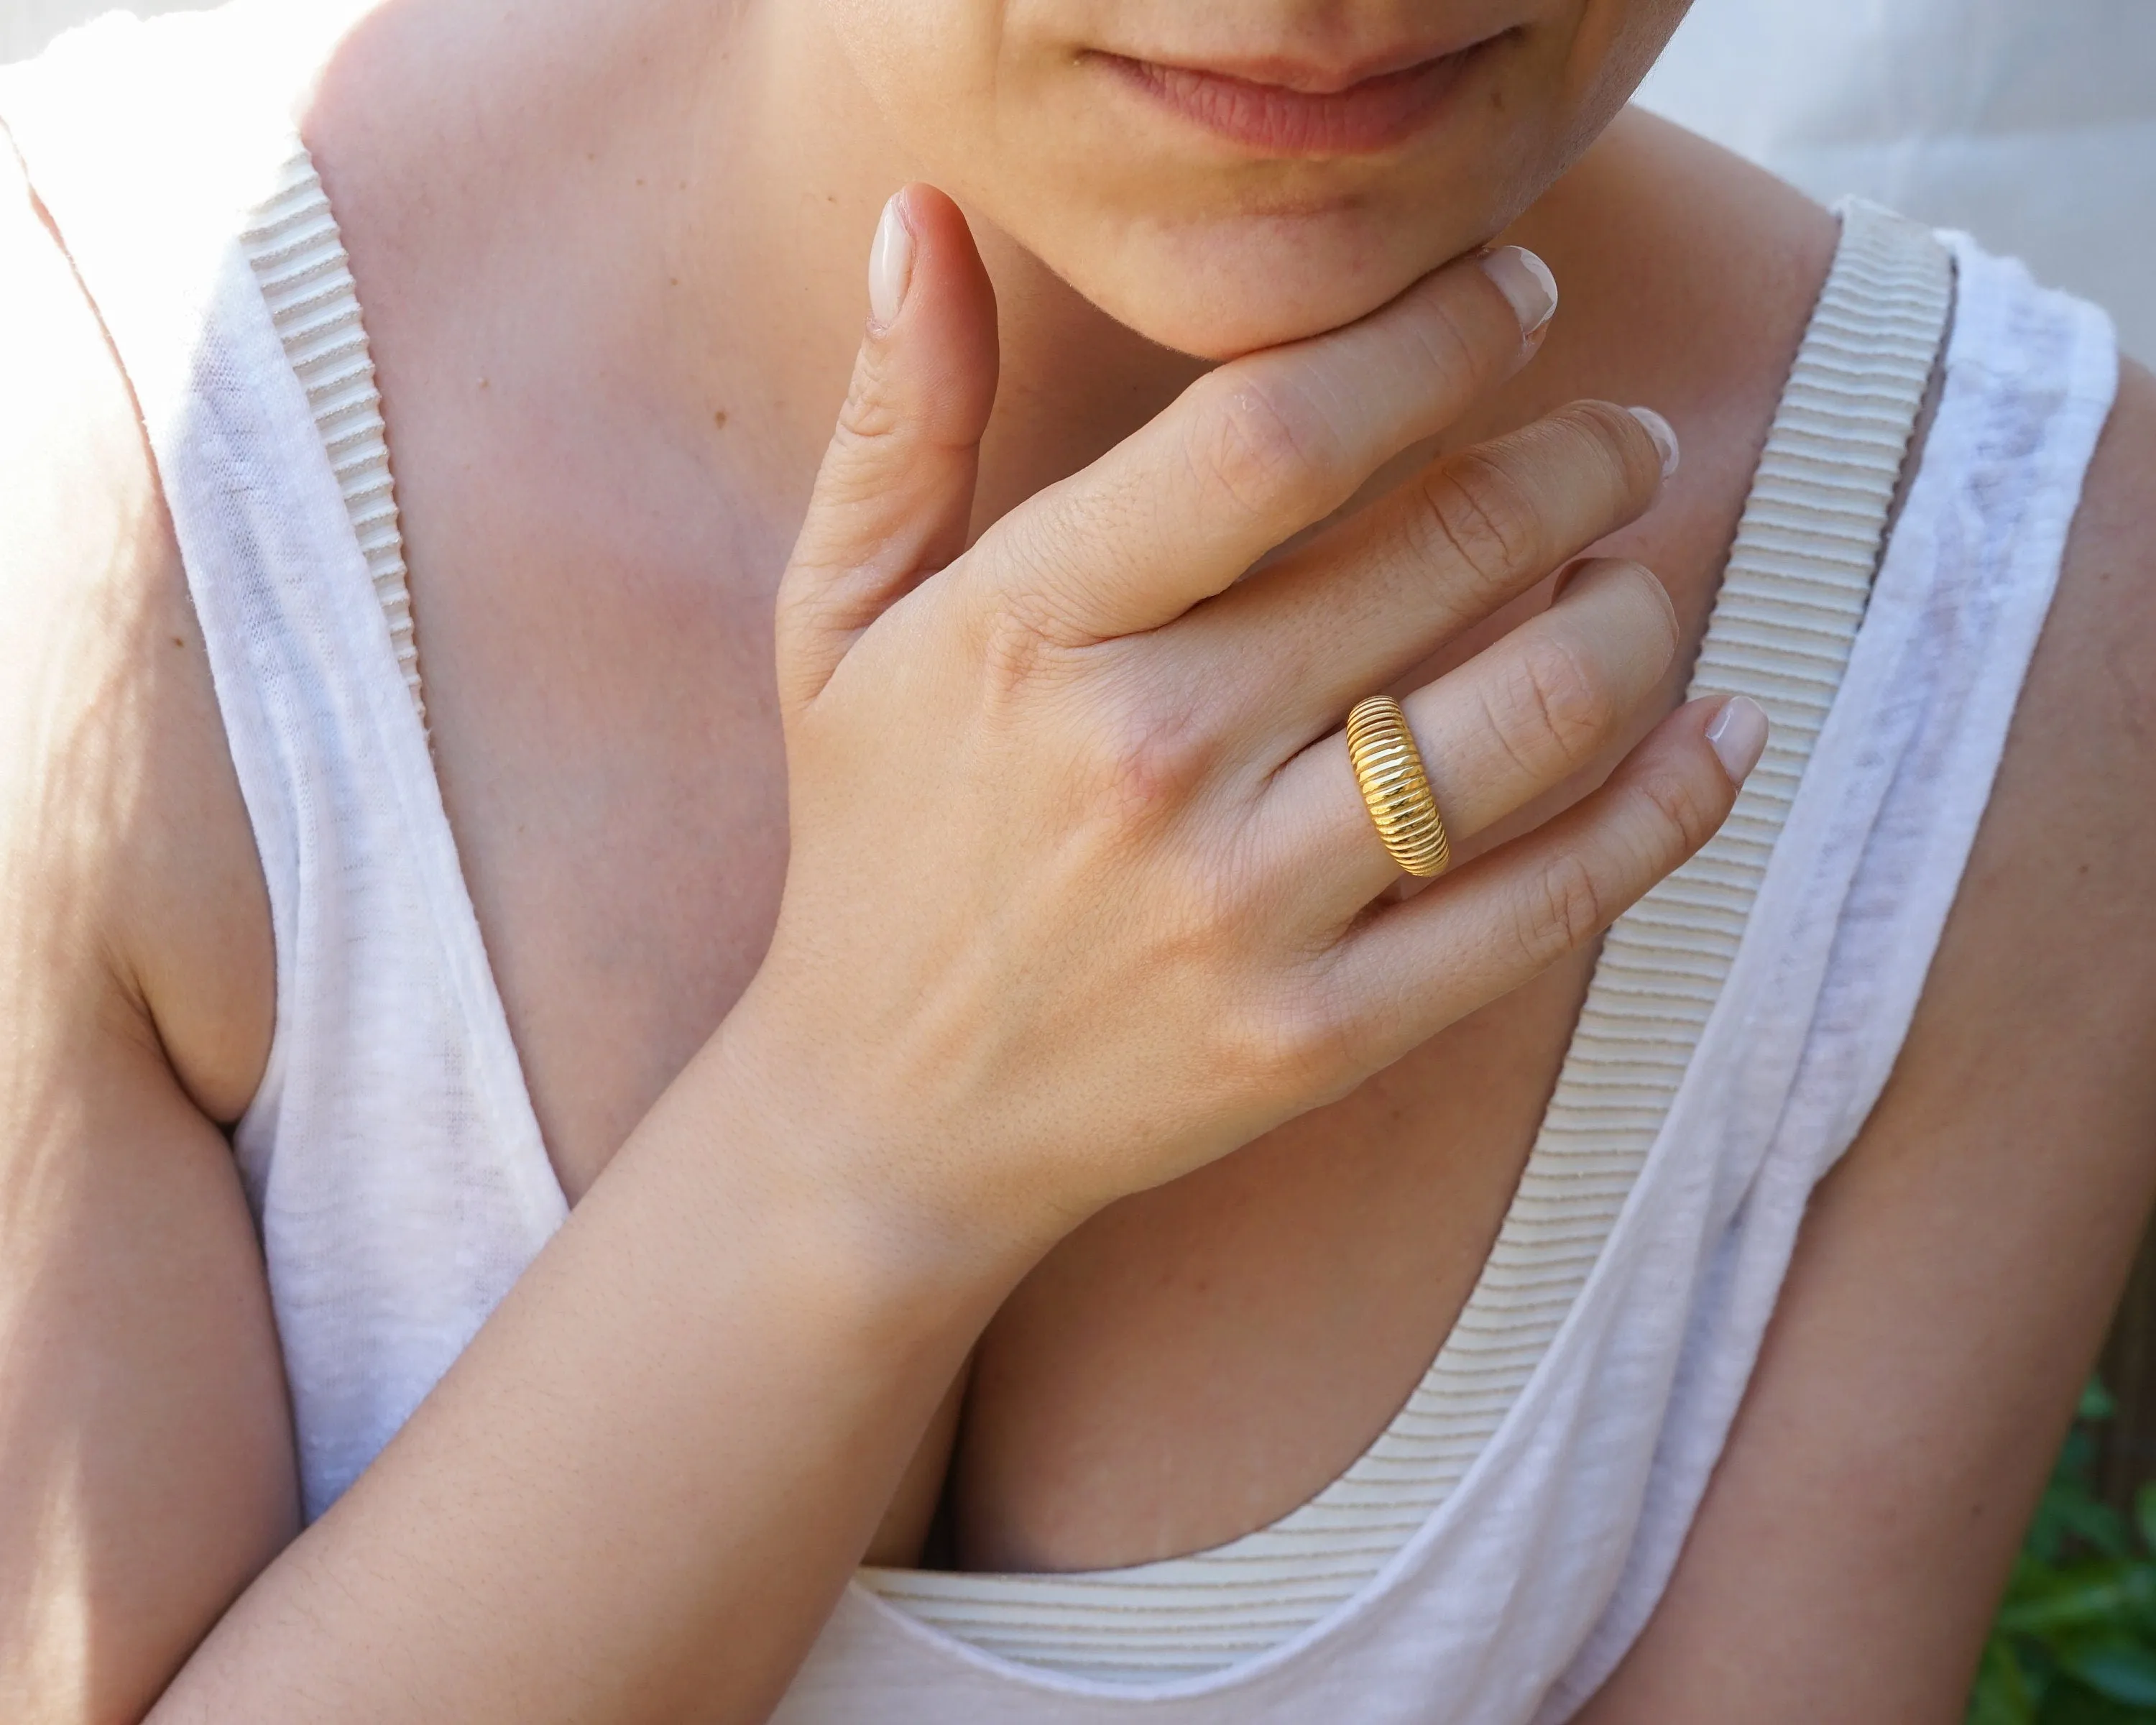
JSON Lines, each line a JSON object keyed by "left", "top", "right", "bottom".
{"left": 1, "top": 7, "right": 2120, "bottom": 1720}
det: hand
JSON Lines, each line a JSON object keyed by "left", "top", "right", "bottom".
{"left": 729, "top": 185, "right": 1763, "bottom": 1245}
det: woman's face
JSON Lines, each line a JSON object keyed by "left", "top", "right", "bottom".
{"left": 826, "top": 1, "right": 1691, "bottom": 357}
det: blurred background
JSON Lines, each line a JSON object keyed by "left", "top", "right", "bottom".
{"left": 1639, "top": 0, "right": 2155, "bottom": 364}
{"left": 1, "top": 0, "right": 203, "bottom": 63}
{"left": 5, "top": 0, "right": 2152, "bottom": 1717}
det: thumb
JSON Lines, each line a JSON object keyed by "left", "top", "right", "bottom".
{"left": 778, "top": 184, "right": 1000, "bottom": 709}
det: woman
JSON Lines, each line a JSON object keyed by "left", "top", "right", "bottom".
{"left": 1, "top": 1, "right": 2150, "bottom": 1720}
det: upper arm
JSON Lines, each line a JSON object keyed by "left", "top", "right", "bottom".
{"left": 1577, "top": 357, "right": 2156, "bottom": 1724}
{"left": 0, "top": 134, "right": 293, "bottom": 1722}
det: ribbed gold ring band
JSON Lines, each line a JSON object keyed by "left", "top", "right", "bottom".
{"left": 1345, "top": 696, "right": 1452, "bottom": 879}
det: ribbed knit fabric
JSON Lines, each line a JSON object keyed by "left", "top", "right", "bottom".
{"left": 855, "top": 198, "right": 1954, "bottom": 1682}
{"left": 240, "top": 148, "right": 425, "bottom": 727}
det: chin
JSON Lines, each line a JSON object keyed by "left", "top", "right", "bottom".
{"left": 1056, "top": 207, "right": 1468, "bottom": 360}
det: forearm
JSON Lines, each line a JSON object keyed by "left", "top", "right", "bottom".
{"left": 153, "top": 1035, "right": 1036, "bottom": 1725}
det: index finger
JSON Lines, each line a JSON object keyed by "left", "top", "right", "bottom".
{"left": 974, "top": 245, "right": 1556, "bottom": 645}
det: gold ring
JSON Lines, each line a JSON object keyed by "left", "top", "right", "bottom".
{"left": 1345, "top": 696, "right": 1451, "bottom": 878}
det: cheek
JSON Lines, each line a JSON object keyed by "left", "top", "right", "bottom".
{"left": 822, "top": 0, "right": 1012, "bottom": 143}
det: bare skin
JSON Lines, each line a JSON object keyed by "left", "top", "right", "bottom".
{"left": 3, "top": 1, "right": 2155, "bottom": 1723}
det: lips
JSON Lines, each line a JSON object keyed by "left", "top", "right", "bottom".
{"left": 1095, "top": 38, "right": 1499, "bottom": 157}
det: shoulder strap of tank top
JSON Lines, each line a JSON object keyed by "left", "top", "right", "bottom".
{"left": 239, "top": 146, "right": 425, "bottom": 725}
{"left": 0, "top": 7, "right": 563, "bottom": 1375}
{"left": 1, "top": 10, "right": 361, "bottom": 946}
{"left": 1, "top": 4, "right": 420, "bottom": 713}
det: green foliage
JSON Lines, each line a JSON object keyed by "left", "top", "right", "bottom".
{"left": 1970, "top": 1383, "right": 2156, "bottom": 1724}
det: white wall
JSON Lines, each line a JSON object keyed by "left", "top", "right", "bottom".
{"left": 1639, "top": 0, "right": 2155, "bottom": 364}
{"left": 1, "top": 0, "right": 217, "bottom": 66}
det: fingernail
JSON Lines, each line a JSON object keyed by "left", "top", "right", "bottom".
{"left": 1481, "top": 245, "right": 1558, "bottom": 339}
{"left": 1628, "top": 406, "right": 1682, "bottom": 478}
{"left": 868, "top": 192, "right": 916, "bottom": 331}
{"left": 1705, "top": 695, "right": 1769, "bottom": 785}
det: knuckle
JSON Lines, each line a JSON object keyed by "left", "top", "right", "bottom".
{"left": 978, "top": 595, "right": 1061, "bottom": 700}
{"left": 1416, "top": 452, "right": 1546, "bottom": 592}
{"left": 1187, "top": 369, "right": 1337, "bottom": 528}
{"left": 772, "top": 571, "right": 849, "bottom": 658}
{"left": 1553, "top": 400, "right": 1663, "bottom": 504}
{"left": 1635, "top": 758, "right": 1728, "bottom": 858}
{"left": 833, "top": 351, "right": 904, "bottom": 448}
{"left": 1604, "top": 559, "right": 1682, "bottom": 660}
{"left": 1225, "top": 971, "right": 1364, "bottom": 1104}
{"left": 1401, "top": 289, "right": 1485, "bottom": 390}
{"left": 1496, "top": 632, "right": 1616, "bottom": 771}
{"left": 1079, "top": 683, "right": 1220, "bottom": 824}
{"left": 1515, "top": 850, "right": 1608, "bottom": 967}
{"left": 1401, "top": 265, "right": 1514, "bottom": 387}
{"left": 968, "top": 508, "right": 1104, "bottom": 675}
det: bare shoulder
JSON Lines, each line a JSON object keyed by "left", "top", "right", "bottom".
{"left": 1866, "top": 351, "right": 2156, "bottom": 1259}
{"left": 1944, "top": 354, "right": 2156, "bottom": 1049}
{"left": 0, "top": 130, "right": 271, "bottom": 1118}
{"left": 2047, "top": 354, "right": 2156, "bottom": 726}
